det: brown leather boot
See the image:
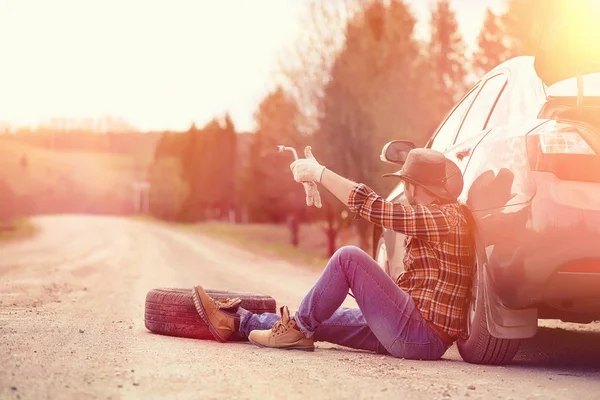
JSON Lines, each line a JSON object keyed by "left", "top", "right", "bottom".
{"left": 248, "top": 306, "right": 315, "bottom": 351}
{"left": 192, "top": 285, "right": 241, "bottom": 342}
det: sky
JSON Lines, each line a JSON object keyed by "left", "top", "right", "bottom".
{"left": 0, "top": 0, "right": 504, "bottom": 133}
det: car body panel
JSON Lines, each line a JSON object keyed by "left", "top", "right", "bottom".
{"left": 484, "top": 59, "right": 546, "bottom": 124}
{"left": 459, "top": 119, "right": 549, "bottom": 210}
{"left": 475, "top": 172, "right": 600, "bottom": 310}
{"left": 381, "top": 185, "right": 408, "bottom": 281}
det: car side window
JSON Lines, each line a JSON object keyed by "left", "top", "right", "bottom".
{"left": 428, "top": 86, "right": 480, "bottom": 152}
{"left": 454, "top": 74, "right": 508, "bottom": 145}
{"left": 388, "top": 181, "right": 405, "bottom": 204}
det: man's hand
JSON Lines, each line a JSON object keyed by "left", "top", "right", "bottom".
{"left": 291, "top": 146, "right": 324, "bottom": 208}
{"left": 290, "top": 146, "right": 326, "bottom": 183}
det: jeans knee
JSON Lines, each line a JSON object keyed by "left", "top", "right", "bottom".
{"left": 333, "top": 246, "right": 368, "bottom": 270}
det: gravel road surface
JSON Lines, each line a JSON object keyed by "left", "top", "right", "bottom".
{"left": 1, "top": 216, "right": 599, "bottom": 400}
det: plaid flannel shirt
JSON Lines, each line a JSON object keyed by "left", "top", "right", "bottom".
{"left": 348, "top": 183, "right": 475, "bottom": 338}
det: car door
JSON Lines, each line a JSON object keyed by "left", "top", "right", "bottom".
{"left": 382, "top": 182, "right": 408, "bottom": 280}
{"left": 384, "top": 85, "right": 481, "bottom": 280}
{"left": 444, "top": 73, "right": 509, "bottom": 179}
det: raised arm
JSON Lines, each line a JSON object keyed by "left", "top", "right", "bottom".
{"left": 346, "top": 183, "right": 452, "bottom": 242}
{"left": 290, "top": 147, "right": 454, "bottom": 242}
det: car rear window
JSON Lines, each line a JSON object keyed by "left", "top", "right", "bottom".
{"left": 547, "top": 73, "right": 600, "bottom": 97}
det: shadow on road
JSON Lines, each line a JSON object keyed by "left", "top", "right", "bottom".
{"left": 513, "top": 325, "right": 600, "bottom": 372}
{"left": 317, "top": 324, "right": 600, "bottom": 374}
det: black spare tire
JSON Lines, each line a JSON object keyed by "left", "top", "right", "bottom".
{"left": 144, "top": 288, "right": 276, "bottom": 340}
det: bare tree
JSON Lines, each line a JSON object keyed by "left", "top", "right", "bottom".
{"left": 274, "top": 0, "right": 362, "bottom": 255}
{"left": 276, "top": 0, "right": 361, "bottom": 134}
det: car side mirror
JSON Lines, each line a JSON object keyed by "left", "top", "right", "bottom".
{"left": 380, "top": 140, "right": 415, "bottom": 165}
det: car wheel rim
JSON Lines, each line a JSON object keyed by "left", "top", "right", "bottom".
{"left": 376, "top": 241, "right": 388, "bottom": 272}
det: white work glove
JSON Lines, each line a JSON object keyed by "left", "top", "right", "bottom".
{"left": 302, "top": 182, "right": 322, "bottom": 208}
{"left": 291, "top": 146, "right": 325, "bottom": 208}
{"left": 290, "top": 146, "right": 326, "bottom": 183}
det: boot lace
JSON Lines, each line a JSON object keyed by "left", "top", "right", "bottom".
{"left": 214, "top": 297, "right": 241, "bottom": 310}
{"left": 271, "top": 320, "right": 292, "bottom": 336}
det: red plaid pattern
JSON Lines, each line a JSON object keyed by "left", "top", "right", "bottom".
{"left": 348, "top": 184, "right": 475, "bottom": 338}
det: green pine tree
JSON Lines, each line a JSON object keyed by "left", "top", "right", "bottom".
{"left": 244, "top": 87, "right": 304, "bottom": 225}
{"left": 473, "top": 8, "right": 511, "bottom": 77}
{"left": 428, "top": 0, "right": 468, "bottom": 117}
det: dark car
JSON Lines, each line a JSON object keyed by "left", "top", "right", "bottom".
{"left": 374, "top": 4, "right": 600, "bottom": 365}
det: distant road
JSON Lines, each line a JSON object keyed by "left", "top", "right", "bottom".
{"left": 1, "top": 216, "right": 599, "bottom": 399}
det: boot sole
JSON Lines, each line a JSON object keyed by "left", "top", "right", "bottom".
{"left": 248, "top": 336, "right": 315, "bottom": 352}
{"left": 191, "top": 286, "right": 228, "bottom": 343}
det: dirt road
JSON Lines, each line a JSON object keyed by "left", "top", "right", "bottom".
{"left": 1, "top": 216, "right": 599, "bottom": 400}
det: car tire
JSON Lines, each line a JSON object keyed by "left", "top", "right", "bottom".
{"left": 375, "top": 236, "right": 391, "bottom": 276}
{"left": 457, "top": 262, "right": 521, "bottom": 365}
{"left": 144, "top": 288, "right": 276, "bottom": 341}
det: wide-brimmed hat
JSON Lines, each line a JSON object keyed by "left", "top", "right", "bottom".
{"left": 382, "top": 148, "right": 463, "bottom": 201}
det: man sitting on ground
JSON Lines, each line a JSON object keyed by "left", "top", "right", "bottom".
{"left": 192, "top": 146, "right": 475, "bottom": 360}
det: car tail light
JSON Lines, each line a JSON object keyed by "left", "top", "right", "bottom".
{"left": 560, "top": 259, "right": 600, "bottom": 274}
{"left": 527, "top": 122, "right": 600, "bottom": 182}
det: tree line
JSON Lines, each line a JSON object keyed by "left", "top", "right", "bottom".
{"left": 149, "top": 0, "right": 569, "bottom": 254}
{"left": 1, "top": 0, "right": 570, "bottom": 254}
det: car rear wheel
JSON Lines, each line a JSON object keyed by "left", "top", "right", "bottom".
{"left": 457, "top": 260, "right": 521, "bottom": 365}
{"left": 375, "top": 236, "right": 391, "bottom": 276}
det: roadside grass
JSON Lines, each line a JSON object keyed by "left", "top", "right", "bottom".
{"left": 0, "top": 138, "right": 146, "bottom": 202}
{"left": 0, "top": 218, "right": 38, "bottom": 243}
{"left": 184, "top": 221, "right": 361, "bottom": 270}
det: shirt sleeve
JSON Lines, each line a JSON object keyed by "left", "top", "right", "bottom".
{"left": 347, "top": 183, "right": 454, "bottom": 242}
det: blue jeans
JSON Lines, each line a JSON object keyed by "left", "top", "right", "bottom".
{"left": 238, "top": 246, "right": 448, "bottom": 360}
